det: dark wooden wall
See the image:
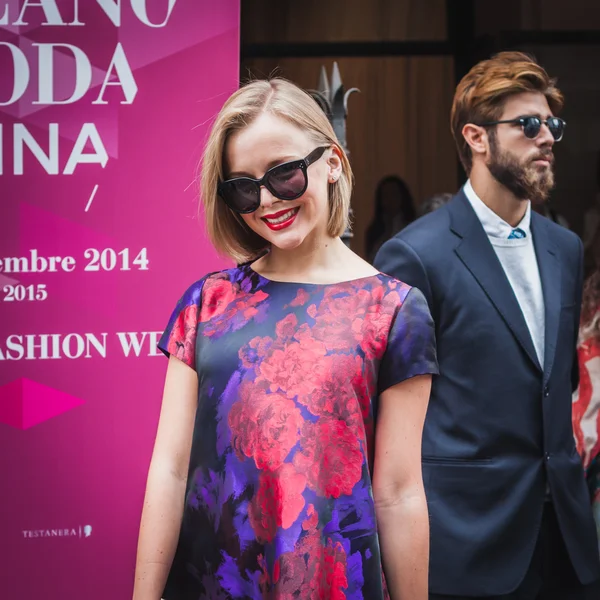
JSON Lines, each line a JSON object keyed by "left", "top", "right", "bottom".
{"left": 475, "top": 0, "right": 600, "bottom": 34}
{"left": 241, "top": 0, "right": 448, "bottom": 43}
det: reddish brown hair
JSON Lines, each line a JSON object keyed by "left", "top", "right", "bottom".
{"left": 451, "top": 51, "right": 564, "bottom": 173}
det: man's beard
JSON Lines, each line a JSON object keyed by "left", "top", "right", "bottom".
{"left": 486, "top": 134, "right": 555, "bottom": 204}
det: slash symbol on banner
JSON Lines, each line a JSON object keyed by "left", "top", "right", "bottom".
{"left": 85, "top": 185, "right": 99, "bottom": 212}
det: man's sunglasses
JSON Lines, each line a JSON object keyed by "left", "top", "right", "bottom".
{"left": 477, "top": 116, "right": 566, "bottom": 142}
{"left": 217, "top": 146, "right": 328, "bottom": 214}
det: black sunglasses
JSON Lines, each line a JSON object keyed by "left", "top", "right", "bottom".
{"left": 477, "top": 116, "right": 566, "bottom": 142}
{"left": 217, "top": 146, "right": 328, "bottom": 214}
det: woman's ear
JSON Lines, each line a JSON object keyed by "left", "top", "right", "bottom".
{"left": 327, "top": 146, "right": 343, "bottom": 183}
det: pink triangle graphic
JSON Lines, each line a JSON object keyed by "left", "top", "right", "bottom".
{"left": 0, "top": 273, "right": 19, "bottom": 287}
{"left": 0, "top": 378, "right": 85, "bottom": 430}
{"left": 0, "top": 0, "right": 22, "bottom": 35}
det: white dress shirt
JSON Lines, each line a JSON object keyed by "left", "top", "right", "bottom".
{"left": 463, "top": 180, "right": 545, "bottom": 368}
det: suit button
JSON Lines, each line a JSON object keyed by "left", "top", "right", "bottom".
{"left": 543, "top": 385, "right": 550, "bottom": 398}
{"left": 545, "top": 453, "right": 551, "bottom": 462}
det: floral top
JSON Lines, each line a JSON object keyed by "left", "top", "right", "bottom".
{"left": 158, "top": 264, "right": 438, "bottom": 600}
{"left": 573, "top": 313, "right": 600, "bottom": 550}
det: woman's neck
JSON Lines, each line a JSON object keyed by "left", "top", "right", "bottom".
{"left": 251, "top": 236, "right": 369, "bottom": 284}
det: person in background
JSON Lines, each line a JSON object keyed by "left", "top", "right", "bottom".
{"left": 375, "top": 51, "right": 600, "bottom": 599}
{"left": 132, "top": 78, "right": 438, "bottom": 600}
{"left": 366, "top": 175, "right": 416, "bottom": 263}
{"left": 573, "top": 221, "right": 600, "bottom": 556}
{"left": 418, "top": 193, "right": 452, "bottom": 218}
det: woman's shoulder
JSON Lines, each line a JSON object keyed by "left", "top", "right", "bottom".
{"left": 366, "top": 273, "right": 432, "bottom": 328}
{"left": 371, "top": 271, "right": 414, "bottom": 302}
{"left": 174, "top": 265, "right": 251, "bottom": 306}
{"left": 339, "top": 252, "right": 413, "bottom": 301}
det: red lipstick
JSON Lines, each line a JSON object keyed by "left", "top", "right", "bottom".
{"left": 262, "top": 207, "right": 299, "bottom": 231}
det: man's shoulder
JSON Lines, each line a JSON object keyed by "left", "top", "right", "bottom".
{"left": 532, "top": 211, "right": 582, "bottom": 255}
{"left": 396, "top": 199, "right": 453, "bottom": 249}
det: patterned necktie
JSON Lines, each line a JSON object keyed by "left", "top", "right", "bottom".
{"left": 508, "top": 228, "right": 526, "bottom": 239}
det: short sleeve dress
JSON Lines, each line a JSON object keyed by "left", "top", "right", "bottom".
{"left": 158, "top": 263, "right": 438, "bottom": 600}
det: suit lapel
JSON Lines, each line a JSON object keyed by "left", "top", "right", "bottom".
{"left": 531, "top": 213, "right": 560, "bottom": 381}
{"left": 449, "top": 192, "right": 542, "bottom": 372}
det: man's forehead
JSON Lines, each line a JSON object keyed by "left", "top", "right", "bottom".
{"left": 501, "top": 92, "right": 553, "bottom": 118}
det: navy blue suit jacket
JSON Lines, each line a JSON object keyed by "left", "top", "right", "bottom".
{"left": 374, "top": 190, "right": 600, "bottom": 596}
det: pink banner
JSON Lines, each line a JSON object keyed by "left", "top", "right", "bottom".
{"left": 0, "top": 2, "right": 239, "bottom": 597}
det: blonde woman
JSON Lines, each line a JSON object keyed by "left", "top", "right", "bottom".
{"left": 132, "top": 79, "right": 437, "bottom": 600}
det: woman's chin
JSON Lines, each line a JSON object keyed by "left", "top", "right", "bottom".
{"left": 269, "top": 232, "right": 306, "bottom": 252}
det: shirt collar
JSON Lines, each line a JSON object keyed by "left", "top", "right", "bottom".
{"left": 463, "top": 179, "right": 531, "bottom": 239}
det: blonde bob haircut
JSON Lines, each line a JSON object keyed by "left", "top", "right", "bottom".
{"left": 201, "top": 78, "right": 353, "bottom": 264}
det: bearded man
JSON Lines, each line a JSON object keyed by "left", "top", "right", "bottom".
{"left": 375, "top": 52, "right": 600, "bottom": 600}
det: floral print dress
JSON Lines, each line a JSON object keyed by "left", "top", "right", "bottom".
{"left": 573, "top": 312, "right": 600, "bottom": 552}
{"left": 158, "top": 264, "right": 438, "bottom": 600}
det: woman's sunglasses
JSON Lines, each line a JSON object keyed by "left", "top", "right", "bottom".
{"left": 217, "top": 146, "right": 329, "bottom": 214}
{"left": 478, "top": 116, "right": 566, "bottom": 142}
